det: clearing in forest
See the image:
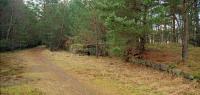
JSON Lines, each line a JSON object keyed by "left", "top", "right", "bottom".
{"left": 0, "top": 47, "right": 200, "bottom": 95}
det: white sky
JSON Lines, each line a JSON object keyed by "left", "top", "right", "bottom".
{"left": 23, "top": 0, "right": 68, "bottom": 3}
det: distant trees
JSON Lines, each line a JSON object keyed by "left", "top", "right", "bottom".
{"left": 38, "top": 0, "right": 70, "bottom": 50}
{"left": 191, "top": 0, "right": 200, "bottom": 46}
{"left": 0, "top": 0, "right": 199, "bottom": 63}
{"left": 0, "top": 0, "right": 71, "bottom": 51}
{"left": 89, "top": 0, "right": 199, "bottom": 62}
{"left": 0, "top": 0, "right": 40, "bottom": 51}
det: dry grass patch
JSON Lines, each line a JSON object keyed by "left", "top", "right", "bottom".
{"left": 42, "top": 50, "right": 200, "bottom": 95}
{"left": 1, "top": 48, "right": 199, "bottom": 95}
{"left": 0, "top": 51, "right": 44, "bottom": 95}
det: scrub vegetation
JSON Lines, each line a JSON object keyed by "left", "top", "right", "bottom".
{"left": 0, "top": 0, "right": 200, "bottom": 94}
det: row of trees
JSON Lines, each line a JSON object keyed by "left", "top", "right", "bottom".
{"left": 0, "top": 0, "right": 199, "bottom": 63}
{"left": 0, "top": 0, "right": 41, "bottom": 51}
{"left": 0, "top": 0, "right": 70, "bottom": 51}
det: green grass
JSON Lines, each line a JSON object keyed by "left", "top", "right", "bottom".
{"left": 0, "top": 85, "right": 44, "bottom": 95}
{"left": 92, "top": 77, "right": 163, "bottom": 95}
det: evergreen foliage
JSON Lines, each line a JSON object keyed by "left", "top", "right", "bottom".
{"left": 0, "top": 0, "right": 199, "bottom": 62}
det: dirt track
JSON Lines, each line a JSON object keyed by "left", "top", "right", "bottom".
{"left": 1, "top": 47, "right": 200, "bottom": 95}
{"left": 18, "top": 47, "right": 106, "bottom": 95}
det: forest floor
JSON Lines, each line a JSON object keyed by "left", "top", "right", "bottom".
{"left": 146, "top": 43, "right": 200, "bottom": 78}
{"left": 0, "top": 46, "right": 200, "bottom": 95}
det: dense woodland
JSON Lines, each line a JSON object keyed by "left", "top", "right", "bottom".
{"left": 0, "top": 0, "right": 200, "bottom": 63}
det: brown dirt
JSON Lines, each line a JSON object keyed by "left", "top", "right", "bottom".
{"left": 142, "top": 50, "right": 181, "bottom": 64}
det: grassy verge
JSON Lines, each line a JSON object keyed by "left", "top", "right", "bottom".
{"left": 1, "top": 85, "right": 43, "bottom": 95}
{"left": 0, "top": 52, "right": 44, "bottom": 95}
{"left": 42, "top": 50, "right": 200, "bottom": 95}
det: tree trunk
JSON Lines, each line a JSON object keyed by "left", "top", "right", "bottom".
{"left": 194, "top": 0, "right": 200, "bottom": 46}
{"left": 92, "top": 10, "right": 99, "bottom": 58}
{"left": 137, "top": 6, "right": 147, "bottom": 54}
{"left": 164, "top": 21, "right": 168, "bottom": 44}
{"left": 172, "top": 13, "right": 176, "bottom": 42}
{"left": 139, "top": 36, "right": 145, "bottom": 53}
{"left": 182, "top": 0, "right": 189, "bottom": 63}
{"left": 56, "top": 23, "right": 64, "bottom": 49}
{"left": 6, "top": 5, "right": 14, "bottom": 40}
{"left": 96, "top": 24, "right": 99, "bottom": 58}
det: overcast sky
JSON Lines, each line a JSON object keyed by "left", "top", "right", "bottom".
{"left": 23, "top": 0, "right": 68, "bottom": 3}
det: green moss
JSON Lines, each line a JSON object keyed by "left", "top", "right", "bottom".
{"left": 0, "top": 85, "right": 44, "bottom": 95}
{"left": 110, "top": 47, "right": 123, "bottom": 56}
{"left": 168, "top": 64, "right": 177, "bottom": 69}
{"left": 92, "top": 78, "right": 163, "bottom": 95}
{"left": 192, "top": 72, "right": 200, "bottom": 80}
